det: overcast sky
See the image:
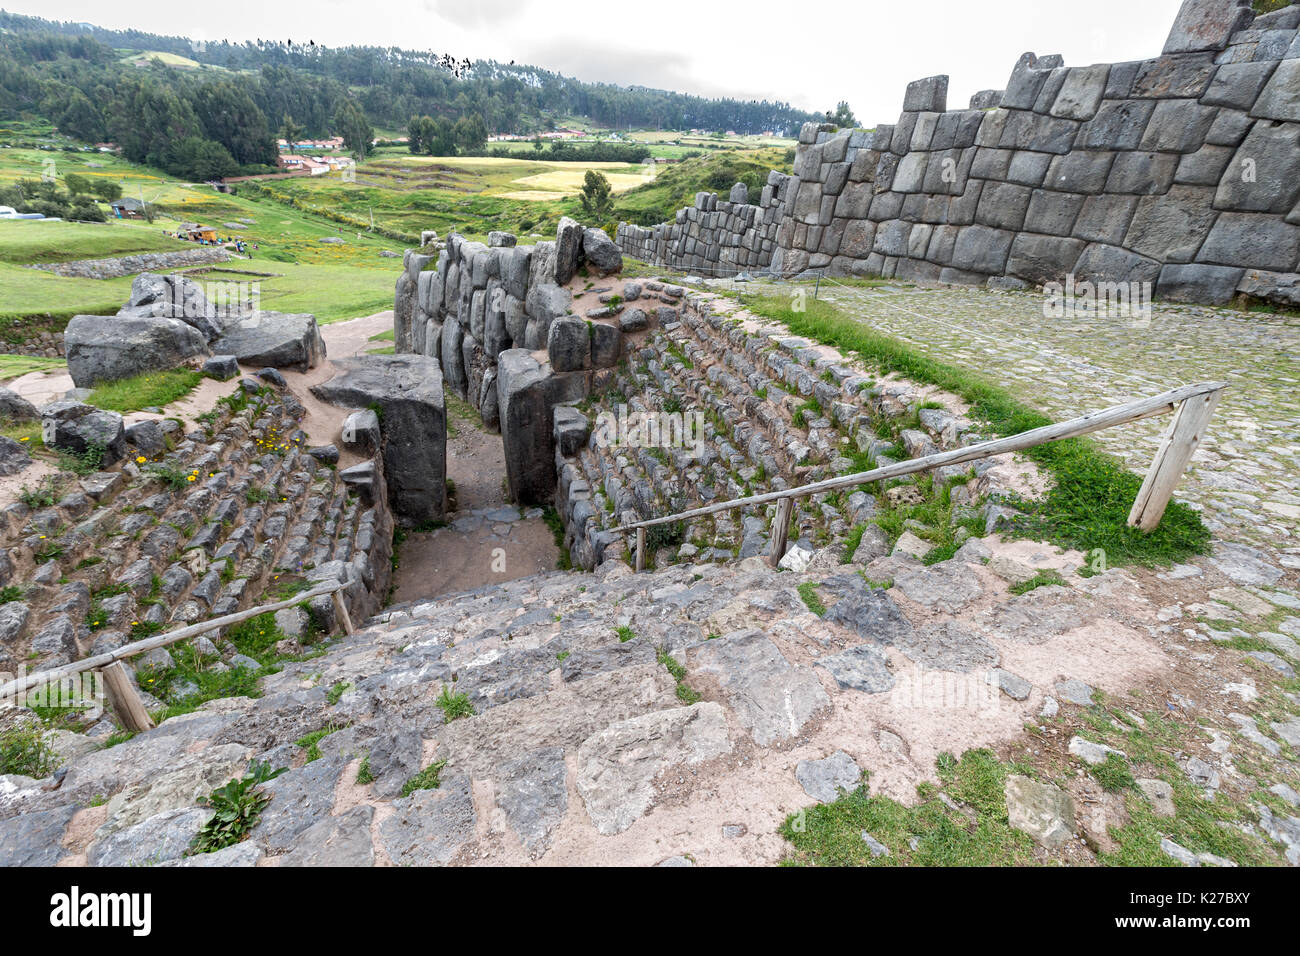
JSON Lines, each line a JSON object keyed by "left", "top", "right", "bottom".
{"left": 14, "top": 0, "right": 1189, "bottom": 122}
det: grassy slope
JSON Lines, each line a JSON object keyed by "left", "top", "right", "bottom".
{"left": 613, "top": 148, "right": 793, "bottom": 226}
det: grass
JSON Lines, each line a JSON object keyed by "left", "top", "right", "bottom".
{"left": 780, "top": 750, "right": 1038, "bottom": 866}
{"left": 296, "top": 724, "right": 346, "bottom": 763}
{"left": 87, "top": 368, "right": 202, "bottom": 412}
{"left": 400, "top": 759, "right": 448, "bottom": 797}
{"left": 797, "top": 582, "right": 827, "bottom": 617}
{"left": 0, "top": 725, "right": 56, "bottom": 777}
{"left": 435, "top": 685, "right": 474, "bottom": 722}
{"left": 745, "top": 293, "right": 1211, "bottom": 567}
{"left": 657, "top": 648, "right": 701, "bottom": 704}
{"left": 616, "top": 625, "right": 636, "bottom": 643}
{"left": 1008, "top": 569, "right": 1068, "bottom": 596}
{"left": 0, "top": 352, "right": 68, "bottom": 381}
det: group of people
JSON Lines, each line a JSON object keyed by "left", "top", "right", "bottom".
{"left": 163, "top": 229, "right": 258, "bottom": 258}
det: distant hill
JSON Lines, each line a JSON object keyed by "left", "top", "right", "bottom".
{"left": 0, "top": 11, "right": 821, "bottom": 139}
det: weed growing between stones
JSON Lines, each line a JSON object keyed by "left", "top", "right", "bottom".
{"left": 797, "top": 582, "right": 826, "bottom": 617}
{"left": 436, "top": 685, "right": 474, "bottom": 722}
{"left": 400, "top": 759, "right": 447, "bottom": 797}
{"left": 189, "top": 760, "right": 286, "bottom": 855}
{"left": 296, "top": 723, "right": 347, "bottom": 763}
{"left": 657, "top": 648, "right": 700, "bottom": 704}
{"left": 541, "top": 506, "right": 572, "bottom": 570}
{"left": 746, "top": 294, "right": 1211, "bottom": 567}
{"left": 0, "top": 725, "right": 56, "bottom": 777}
{"left": 1008, "top": 569, "right": 1067, "bottom": 596}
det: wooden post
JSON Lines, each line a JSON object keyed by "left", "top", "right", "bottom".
{"left": 768, "top": 497, "right": 794, "bottom": 568}
{"left": 1128, "top": 390, "right": 1223, "bottom": 532}
{"left": 331, "top": 588, "right": 356, "bottom": 636}
{"left": 101, "top": 662, "right": 155, "bottom": 733}
{"left": 635, "top": 528, "right": 647, "bottom": 572}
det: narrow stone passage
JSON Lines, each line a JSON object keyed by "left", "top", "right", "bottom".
{"left": 390, "top": 393, "right": 558, "bottom": 604}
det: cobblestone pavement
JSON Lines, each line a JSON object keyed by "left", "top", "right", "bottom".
{"left": 782, "top": 280, "right": 1300, "bottom": 553}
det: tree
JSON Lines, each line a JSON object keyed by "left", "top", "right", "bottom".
{"left": 532, "top": 134, "right": 543, "bottom": 152}
{"left": 579, "top": 169, "right": 613, "bottom": 221}
{"left": 193, "top": 80, "right": 277, "bottom": 166}
{"left": 333, "top": 99, "right": 373, "bottom": 160}
{"left": 162, "top": 136, "right": 239, "bottom": 181}
{"left": 63, "top": 173, "right": 93, "bottom": 196}
{"left": 90, "top": 179, "right": 122, "bottom": 202}
{"left": 452, "top": 113, "right": 486, "bottom": 152}
{"left": 826, "top": 101, "right": 857, "bottom": 128}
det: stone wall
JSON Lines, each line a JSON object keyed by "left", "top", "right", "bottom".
{"left": 615, "top": 178, "right": 796, "bottom": 276}
{"left": 29, "top": 246, "right": 231, "bottom": 279}
{"left": 616, "top": 0, "right": 1300, "bottom": 307}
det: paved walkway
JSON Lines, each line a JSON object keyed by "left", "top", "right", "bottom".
{"left": 791, "top": 281, "right": 1300, "bottom": 551}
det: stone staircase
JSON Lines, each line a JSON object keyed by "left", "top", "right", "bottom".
{"left": 0, "top": 378, "right": 390, "bottom": 686}
{"left": 5, "top": 510, "right": 1295, "bottom": 866}
{"left": 555, "top": 290, "right": 1016, "bottom": 570}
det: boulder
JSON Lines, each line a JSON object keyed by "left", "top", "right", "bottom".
{"left": 212, "top": 312, "right": 325, "bottom": 372}
{"left": 341, "top": 409, "right": 381, "bottom": 456}
{"left": 64, "top": 314, "right": 210, "bottom": 389}
{"left": 581, "top": 228, "right": 623, "bottom": 275}
{"left": 41, "top": 401, "right": 127, "bottom": 467}
{"left": 202, "top": 355, "right": 239, "bottom": 381}
{"left": 0, "top": 435, "right": 31, "bottom": 476}
{"left": 1162, "top": 0, "right": 1254, "bottom": 55}
{"left": 0, "top": 388, "right": 38, "bottom": 422}
{"left": 120, "top": 273, "right": 224, "bottom": 341}
{"left": 547, "top": 316, "right": 590, "bottom": 373}
{"left": 311, "top": 355, "right": 446, "bottom": 525}
{"left": 1005, "top": 775, "right": 1075, "bottom": 849}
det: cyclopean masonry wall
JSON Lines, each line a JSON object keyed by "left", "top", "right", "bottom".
{"left": 616, "top": 0, "right": 1300, "bottom": 307}
{"left": 392, "top": 219, "right": 641, "bottom": 506}
{"left": 615, "top": 177, "right": 797, "bottom": 276}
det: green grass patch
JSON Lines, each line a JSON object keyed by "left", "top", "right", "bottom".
{"left": 1009, "top": 569, "right": 1068, "bottom": 596}
{"left": 616, "top": 625, "right": 636, "bottom": 643}
{"left": 88, "top": 368, "right": 203, "bottom": 413}
{"left": 435, "top": 685, "right": 474, "bottom": 722}
{"left": 296, "top": 723, "right": 347, "bottom": 763}
{"left": 781, "top": 750, "right": 1037, "bottom": 866}
{"left": 744, "top": 294, "right": 1210, "bottom": 567}
{"left": 798, "top": 582, "right": 827, "bottom": 617}
{"left": 0, "top": 725, "right": 56, "bottom": 777}
{"left": 400, "top": 759, "right": 448, "bottom": 797}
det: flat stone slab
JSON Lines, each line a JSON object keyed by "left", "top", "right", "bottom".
{"left": 249, "top": 757, "right": 346, "bottom": 852}
{"left": 893, "top": 562, "right": 985, "bottom": 613}
{"left": 823, "top": 585, "right": 914, "bottom": 643}
{"left": 1005, "top": 774, "right": 1075, "bottom": 849}
{"left": 378, "top": 774, "right": 478, "bottom": 865}
{"left": 795, "top": 751, "right": 862, "bottom": 803}
{"left": 692, "top": 630, "right": 830, "bottom": 746}
{"left": 575, "top": 703, "right": 731, "bottom": 835}
{"left": 897, "top": 620, "right": 999, "bottom": 672}
{"left": 817, "top": 644, "right": 895, "bottom": 693}
{"left": 87, "top": 806, "right": 214, "bottom": 867}
{"left": 496, "top": 747, "right": 568, "bottom": 856}
{"left": 279, "top": 806, "right": 375, "bottom": 866}
{"left": 0, "top": 804, "right": 76, "bottom": 866}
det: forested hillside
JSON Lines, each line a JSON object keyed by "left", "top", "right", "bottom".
{"left": 0, "top": 10, "right": 820, "bottom": 166}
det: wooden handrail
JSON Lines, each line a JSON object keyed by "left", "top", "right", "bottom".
{"left": 0, "top": 578, "right": 351, "bottom": 703}
{"left": 621, "top": 381, "right": 1228, "bottom": 567}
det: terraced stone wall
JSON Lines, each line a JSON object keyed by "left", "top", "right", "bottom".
{"left": 617, "top": 0, "right": 1300, "bottom": 307}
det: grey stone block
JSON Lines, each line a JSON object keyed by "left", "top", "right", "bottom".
{"left": 1006, "top": 233, "right": 1087, "bottom": 284}
{"left": 1131, "top": 53, "right": 1218, "bottom": 98}
{"left": 904, "top": 75, "right": 949, "bottom": 112}
{"left": 1050, "top": 64, "right": 1110, "bottom": 120}
{"left": 1007, "top": 150, "right": 1054, "bottom": 186}
{"left": 1157, "top": 263, "right": 1245, "bottom": 304}
{"left": 892, "top": 152, "right": 929, "bottom": 193}
{"left": 1073, "top": 242, "right": 1163, "bottom": 285}
{"left": 1106, "top": 151, "right": 1180, "bottom": 193}
{"left": 951, "top": 225, "right": 1015, "bottom": 273}
{"left": 1024, "top": 189, "right": 1086, "bottom": 234}
{"left": 1162, "top": 1, "right": 1254, "bottom": 55}
{"left": 1202, "top": 60, "right": 1281, "bottom": 109}
{"left": 1175, "top": 143, "right": 1236, "bottom": 185}
{"left": 1198, "top": 213, "right": 1300, "bottom": 270}
{"left": 975, "top": 182, "right": 1033, "bottom": 230}
{"left": 1139, "top": 98, "right": 1218, "bottom": 152}
{"left": 1043, "top": 150, "right": 1116, "bottom": 193}
{"left": 1124, "top": 185, "right": 1219, "bottom": 262}
{"left": 1205, "top": 108, "right": 1255, "bottom": 146}
{"left": 1079, "top": 99, "right": 1157, "bottom": 150}
{"left": 1214, "top": 122, "right": 1300, "bottom": 213}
